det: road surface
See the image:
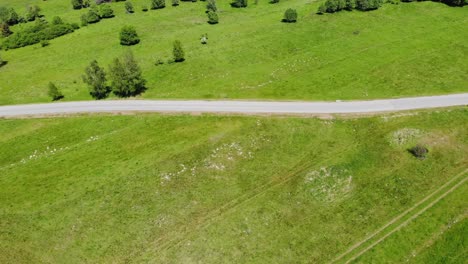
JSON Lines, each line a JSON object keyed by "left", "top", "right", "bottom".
{"left": 0, "top": 94, "right": 467, "bottom": 117}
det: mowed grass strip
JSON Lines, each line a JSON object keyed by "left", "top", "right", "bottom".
{"left": 0, "top": 0, "right": 467, "bottom": 105}
{"left": 0, "top": 108, "right": 467, "bottom": 262}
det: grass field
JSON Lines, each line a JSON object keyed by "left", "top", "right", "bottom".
{"left": 0, "top": 108, "right": 467, "bottom": 262}
{"left": 0, "top": 0, "right": 467, "bottom": 105}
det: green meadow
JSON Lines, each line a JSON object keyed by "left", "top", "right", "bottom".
{"left": 0, "top": 0, "right": 467, "bottom": 105}
{"left": 0, "top": 109, "right": 467, "bottom": 262}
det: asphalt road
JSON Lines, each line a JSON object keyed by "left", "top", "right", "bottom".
{"left": 0, "top": 94, "right": 467, "bottom": 117}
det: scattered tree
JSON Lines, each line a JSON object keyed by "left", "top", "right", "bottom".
{"left": 206, "top": 0, "right": 217, "bottom": 12}
{"left": 207, "top": 11, "right": 218, "bottom": 24}
{"left": 125, "top": 2, "right": 135, "bottom": 13}
{"left": 282, "top": 8, "right": 297, "bottom": 23}
{"left": 0, "top": 22, "right": 12, "bottom": 37}
{"left": 231, "top": 0, "right": 248, "bottom": 8}
{"left": 151, "top": 0, "right": 166, "bottom": 9}
{"left": 48, "top": 82, "right": 64, "bottom": 101}
{"left": 173, "top": 40, "right": 185, "bottom": 62}
{"left": 25, "top": 5, "right": 41, "bottom": 21}
{"left": 109, "top": 52, "right": 147, "bottom": 97}
{"left": 120, "top": 25, "right": 140, "bottom": 45}
{"left": 99, "top": 4, "right": 114, "bottom": 18}
{"left": 83, "top": 60, "right": 109, "bottom": 99}
{"left": 408, "top": 144, "right": 429, "bottom": 159}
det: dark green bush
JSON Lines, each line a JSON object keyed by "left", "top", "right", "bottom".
{"left": 173, "top": 40, "right": 185, "bottom": 62}
{"left": 40, "top": 39, "right": 49, "bottom": 47}
{"left": 282, "top": 8, "right": 297, "bottom": 23}
{"left": 151, "top": 0, "right": 166, "bottom": 9}
{"left": 1, "top": 20, "right": 77, "bottom": 49}
{"left": 355, "top": 0, "right": 382, "bottom": 10}
{"left": 120, "top": 25, "right": 140, "bottom": 45}
{"left": 48, "top": 82, "right": 64, "bottom": 101}
{"left": 408, "top": 144, "right": 429, "bottom": 159}
{"left": 317, "top": 4, "right": 326, "bottom": 14}
{"left": 71, "top": 0, "right": 83, "bottom": 9}
{"left": 142, "top": 5, "right": 149, "bottom": 11}
{"left": 172, "top": 0, "right": 180, "bottom": 5}
{"left": 25, "top": 5, "right": 41, "bottom": 22}
{"left": 99, "top": 4, "right": 114, "bottom": 18}
{"left": 207, "top": 11, "right": 218, "bottom": 24}
{"left": 125, "top": 2, "right": 134, "bottom": 13}
{"left": 206, "top": 0, "right": 217, "bottom": 12}
{"left": 270, "top": 0, "right": 279, "bottom": 3}
{"left": 0, "top": 22, "right": 12, "bottom": 37}
{"left": 231, "top": 0, "right": 248, "bottom": 8}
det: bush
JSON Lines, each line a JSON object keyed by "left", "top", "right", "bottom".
{"left": 172, "top": 0, "right": 180, "bottom": 5}
{"left": 72, "top": 0, "right": 83, "bottom": 9}
{"left": 26, "top": 5, "right": 41, "bottom": 22}
{"left": 52, "top": 16, "right": 63, "bottom": 25}
{"left": 1, "top": 20, "right": 77, "bottom": 49}
{"left": 408, "top": 144, "right": 429, "bottom": 159}
{"left": 317, "top": 4, "right": 326, "bottom": 14}
{"left": 125, "top": 2, "right": 134, "bottom": 13}
{"left": 109, "top": 52, "right": 147, "bottom": 97}
{"left": 270, "top": 0, "right": 279, "bottom": 3}
{"left": 282, "top": 8, "right": 297, "bottom": 23}
{"left": 231, "top": 0, "right": 248, "bottom": 7}
{"left": 207, "top": 11, "right": 218, "bottom": 24}
{"left": 83, "top": 60, "right": 109, "bottom": 99}
{"left": 345, "top": 0, "right": 355, "bottom": 10}
{"left": 155, "top": 58, "right": 164, "bottom": 65}
{"left": 48, "top": 82, "right": 64, "bottom": 101}
{"left": 0, "top": 7, "right": 19, "bottom": 25}
{"left": 142, "top": 5, "right": 149, "bottom": 11}
{"left": 0, "top": 22, "right": 12, "bottom": 37}
{"left": 83, "top": 6, "right": 101, "bottom": 24}
{"left": 0, "top": 54, "right": 6, "bottom": 67}
{"left": 206, "top": 0, "right": 217, "bottom": 12}
{"left": 151, "top": 0, "right": 166, "bottom": 9}
{"left": 355, "top": 0, "right": 382, "bottom": 10}
{"left": 40, "top": 40, "right": 49, "bottom": 47}
{"left": 99, "top": 4, "right": 114, "bottom": 18}
{"left": 200, "top": 33, "right": 208, "bottom": 44}
{"left": 120, "top": 25, "right": 140, "bottom": 45}
{"left": 173, "top": 40, "right": 185, "bottom": 62}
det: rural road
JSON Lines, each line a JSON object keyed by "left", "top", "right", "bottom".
{"left": 0, "top": 94, "right": 467, "bottom": 117}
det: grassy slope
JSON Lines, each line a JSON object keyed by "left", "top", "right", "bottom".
{"left": 0, "top": 109, "right": 467, "bottom": 262}
{"left": 0, "top": 0, "right": 467, "bottom": 105}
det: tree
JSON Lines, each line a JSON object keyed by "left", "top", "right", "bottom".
{"left": 120, "top": 25, "right": 140, "bottom": 45}
{"left": 99, "top": 4, "right": 114, "bottom": 18}
{"left": 26, "top": 5, "right": 41, "bottom": 21}
{"left": 109, "top": 52, "right": 146, "bottom": 97}
{"left": 48, "top": 82, "right": 64, "bottom": 101}
{"left": 0, "top": 22, "right": 12, "bottom": 37}
{"left": 151, "top": 0, "right": 166, "bottom": 9}
{"left": 173, "top": 40, "right": 185, "bottom": 62}
{"left": 83, "top": 60, "right": 109, "bottom": 99}
{"left": 231, "top": 0, "right": 248, "bottom": 8}
{"left": 282, "top": 8, "right": 297, "bottom": 23}
{"left": 125, "top": 2, "right": 134, "bottom": 13}
{"left": 72, "top": 0, "right": 84, "bottom": 9}
{"left": 207, "top": 11, "right": 218, "bottom": 24}
{"left": 206, "top": 0, "right": 217, "bottom": 12}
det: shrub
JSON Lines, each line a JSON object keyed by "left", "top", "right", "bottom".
{"left": 151, "top": 0, "right": 166, "bottom": 9}
{"left": 1, "top": 20, "right": 77, "bottom": 49}
{"left": 317, "top": 4, "right": 326, "bottom": 14}
{"left": 142, "top": 5, "right": 149, "bottom": 11}
{"left": 99, "top": 4, "right": 114, "bottom": 18}
{"left": 207, "top": 11, "right": 218, "bottom": 24}
{"left": 0, "top": 54, "right": 5, "bottom": 67}
{"left": 48, "top": 82, "right": 64, "bottom": 101}
{"left": 408, "top": 144, "right": 429, "bottom": 159}
{"left": 155, "top": 58, "right": 164, "bottom": 65}
{"left": 52, "top": 16, "right": 63, "bottom": 25}
{"left": 84, "top": 6, "right": 101, "bottom": 24}
{"left": 40, "top": 40, "right": 49, "bottom": 47}
{"left": 0, "top": 7, "right": 19, "bottom": 25}
{"left": 109, "top": 52, "right": 147, "bottom": 97}
{"left": 231, "top": 0, "right": 248, "bottom": 7}
{"left": 26, "top": 5, "right": 41, "bottom": 22}
{"left": 355, "top": 0, "right": 382, "bottom": 10}
{"left": 282, "top": 8, "right": 297, "bottom": 23}
{"left": 72, "top": 0, "right": 83, "bottom": 9}
{"left": 83, "top": 60, "right": 109, "bottom": 99}
{"left": 200, "top": 33, "right": 208, "bottom": 44}
{"left": 325, "top": 0, "right": 339, "bottom": 12}
{"left": 206, "top": 0, "right": 217, "bottom": 12}
{"left": 173, "top": 40, "right": 185, "bottom": 62}
{"left": 120, "top": 25, "right": 140, "bottom": 45}
{"left": 345, "top": 0, "right": 355, "bottom": 10}
{"left": 0, "top": 22, "right": 12, "bottom": 37}
{"left": 270, "top": 0, "right": 279, "bottom": 3}
{"left": 172, "top": 0, "right": 180, "bottom": 5}
{"left": 125, "top": 2, "right": 134, "bottom": 13}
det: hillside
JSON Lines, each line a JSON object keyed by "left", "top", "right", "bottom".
{"left": 0, "top": 0, "right": 467, "bottom": 105}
